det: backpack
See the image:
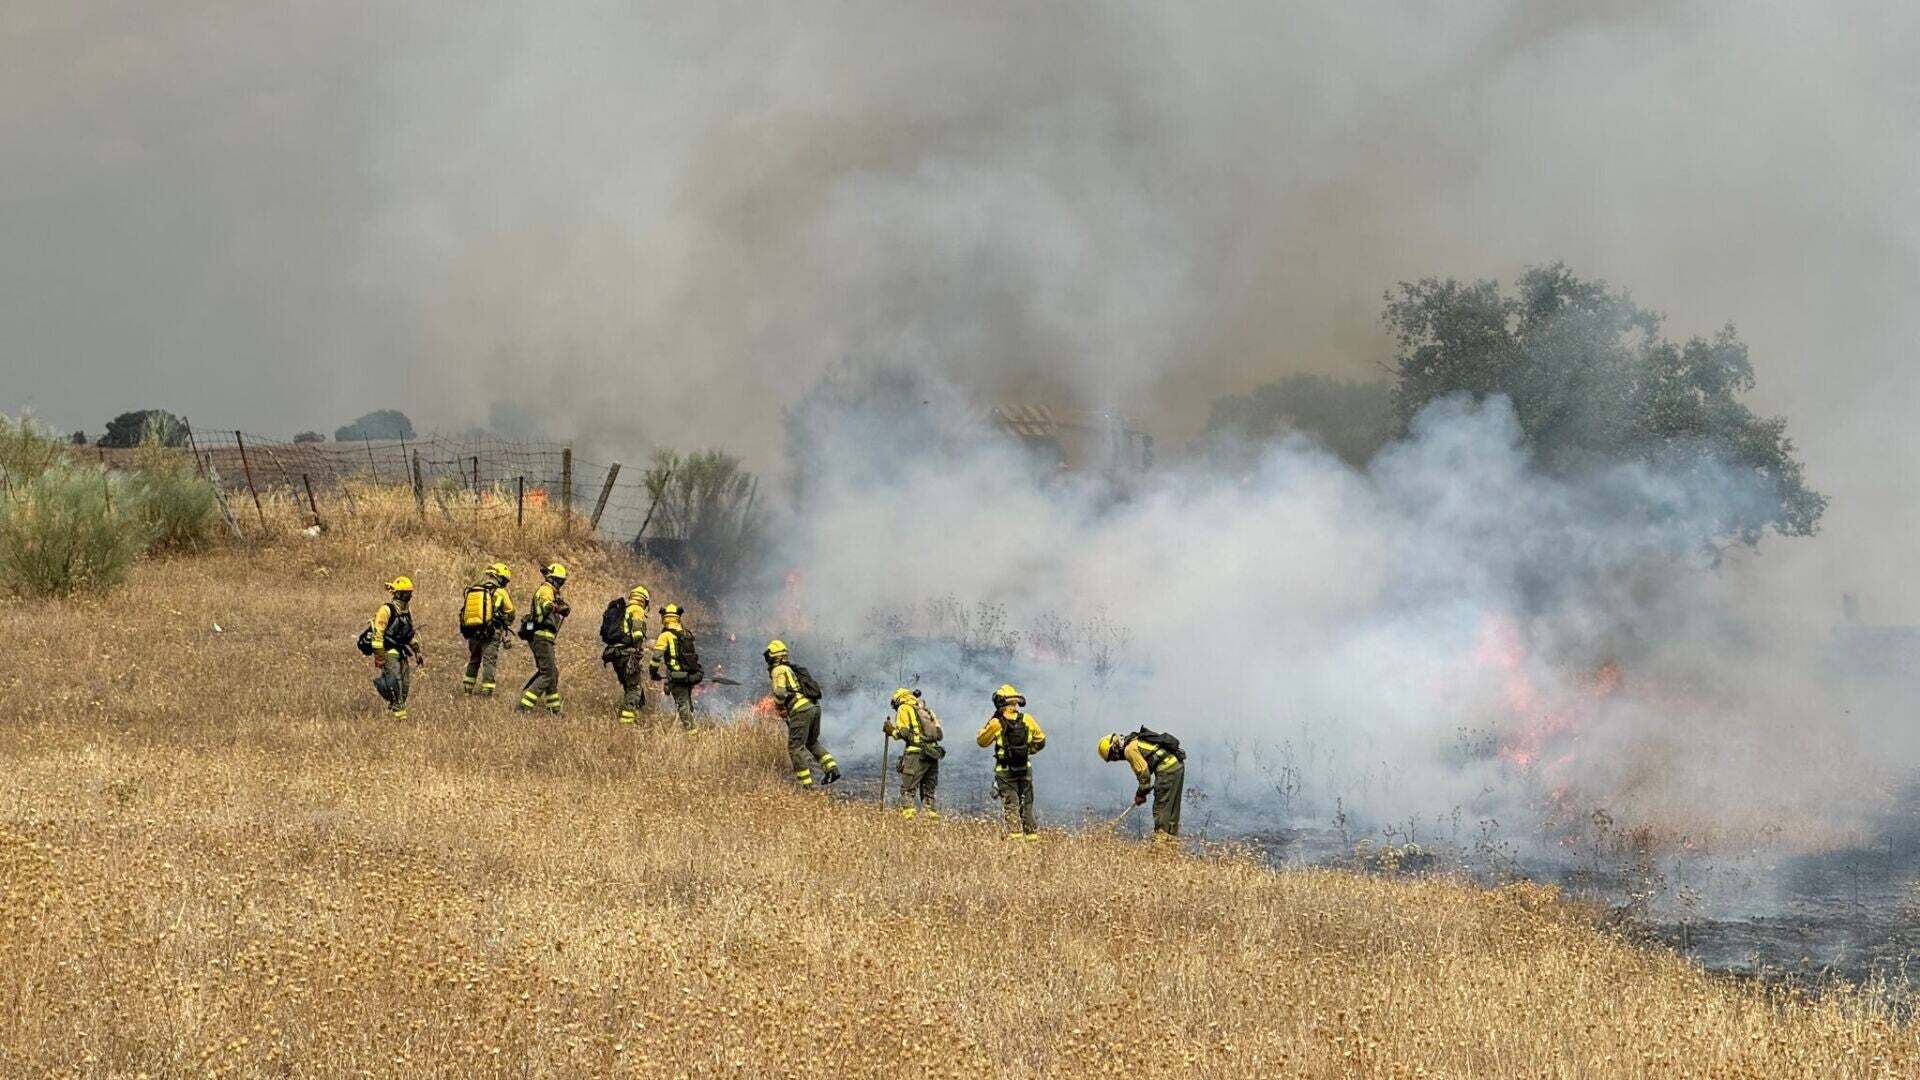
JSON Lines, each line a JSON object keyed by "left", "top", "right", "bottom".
{"left": 1134, "top": 726, "right": 1186, "bottom": 762}
{"left": 676, "top": 631, "right": 703, "bottom": 684}
{"left": 516, "top": 612, "right": 537, "bottom": 641}
{"left": 791, "top": 664, "right": 823, "bottom": 701}
{"left": 998, "top": 712, "right": 1031, "bottom": 773}
{"left": 358, "top": 603, "right": 412, "bottom": 655}
{"left": 598, "top": 597, "right": 628, "bottom": 646}
{"left": 460, "top": 583, "right": 497, "bottom": 638}
{"left": 911, "top": 693, "right": 944, "bottom": 743}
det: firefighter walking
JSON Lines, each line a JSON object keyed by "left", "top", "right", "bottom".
{"left": 883, "top": 688, "right": 944, "bottom": 818}
{"left": 605, "top": 585, "right": 651, "bottom": 723}
{"left": 1099, "top": 729, "right": 1187, "bottom": 842}
{"left": 765, "top": 640, "right": 839, "bottom": 788}
{"left": 977, "top": 684, "right": 1045, "bottom": 840}
{"left": 460, "top": 562, "right": 514, "bottom": 696}
{"left": 516, "top": 563, "right": 570, "bottom": 714}
{"left": 366, "top": 577, "right": 423, "bottom": 720}
{"left": 650, "top": 603, "right": 702, "bottom": 730}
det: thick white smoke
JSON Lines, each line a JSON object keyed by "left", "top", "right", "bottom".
{"left": 770, "top": 372, "right": 1896, "bottom": 855}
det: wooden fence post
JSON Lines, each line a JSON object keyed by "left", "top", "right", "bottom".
{"left": 561, "top": 447, "right": 573, "bottom": 536}
{"left": 589, "top": 462, "right": 621, "bottom": 533}
{"left": 183, "top": 416, "right": 207, "bottom": 478}
{"left": 471, "top": 455, "right": 480, "bottom": 495}
{"left": 411, "top": 450, "right": 426, "bottom": 518}
{"left": 302, "top": 473, "right": 324, "bottom": 530}
{"left": 206, "top": 465, "right": 244, "bottom": 539}
{"left": 234, "top": 431, "right": 266, "bottom": 530}
{"left": 516, "top": 476, "right": 525, "bottom": 528}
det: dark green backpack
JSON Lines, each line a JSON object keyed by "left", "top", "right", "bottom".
{"left": 999, "top": 713, "right": 1031, "bottom": 773}
{"left": 1134, "top": 726, "right": 1186, "bottom": 762}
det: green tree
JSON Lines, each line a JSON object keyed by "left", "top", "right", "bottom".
{"left": 99, "top": 409, "right": 188, "bottom": 449}
{"left": 334, "top": 410, "right": 415, "bottom": 442}
{"left": 1202, "top": 373, "right": 1395, "bottom": 468}
{"left": 292, "top": 430, "right": 324, "bottom": 444}
{"left": 1383, "top": 264, "right": 1825, "bottom": 543}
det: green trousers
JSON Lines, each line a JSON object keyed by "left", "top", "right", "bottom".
{"left": 380, "top": 649, "right": 411, "bottom": 714}
{"left": 519, "top": 636, "right": 561, "bottom": 712}
{"left": 1153, "top": 763, "right": 1185, "bottom": 836}
{"left": 899, "top": 751, "right": 938, "bottom": 811}
{"left": 613, "top": 648, "right": 646, "bottom": 718}
{"left": 995, "top": 773, "right": 1037, "bottom": 835}
{"left": 786, "top": 704, "right": 837, "bottom": 786}
{"left": 463, "top": 632, "right": 502, "bottom": 694}
{"left": 668, "top": 681, "right": 695, "bottom": 729}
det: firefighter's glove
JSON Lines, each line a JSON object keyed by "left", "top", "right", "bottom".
{"left": 1133, "top": 791, "right": 1148, "bottom": 807}
{"left": 882, "top": 719, "right": 896, "bottom": 737}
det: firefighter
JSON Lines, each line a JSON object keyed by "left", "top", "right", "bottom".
{"left": 368, "top": 577, "right": 423, "bottom": 720}
{"left": 610, "top": 585, "right": 650, "bottom": 723}
{"left": 883, "top": 688, "right": 944, "bottom": 819}
{"left": 1099, "top": 729, "right": 1186, "bottom": 843}
{"left": 516, "top": 563, "right": 569, "bottom": 714}
{"left": 649, "top": 603, "right": 701, "bottom": 730}
{"left": 976, "top": 684, "right": 1046, "bottom": 840}
{"left": 460, "top": 562, "right": 514, "bottom": 696}
{"left": 765, "top": 640, "right": 839, "bottom": 788}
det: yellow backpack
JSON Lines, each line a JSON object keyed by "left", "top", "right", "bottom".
{"left": 460, "top": 582, "right": 496, "bottom": 636}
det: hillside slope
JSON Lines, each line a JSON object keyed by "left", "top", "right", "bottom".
{"left": 1, "top": 528, "right": 1915, "bottom": 1077}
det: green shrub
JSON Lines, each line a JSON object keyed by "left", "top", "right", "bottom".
{"left": 128, "top": 441, "right": 219, "bottom": 553}
{"left": 0, "top": 413, "right": 67, "bottom": 489}
{"left": 0, "top": 464, "right": 155, "bottom": 597}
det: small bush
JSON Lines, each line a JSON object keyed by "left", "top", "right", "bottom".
{"left": 0, "top": 413, "right": 67, "bottom": 488}
{"left": 292, "top": 431, "right": 324, "bottom": 444}
{"left": 0, "top": 464, "right": 155, "bottom": 597}
{"left": 128, "top": 441, "right": 219, "bottom": 553}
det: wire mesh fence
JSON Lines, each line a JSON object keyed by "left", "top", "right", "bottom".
{"left": 87, "top": 429, "right": 672, "bottom": 544}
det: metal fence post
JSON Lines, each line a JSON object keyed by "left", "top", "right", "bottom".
{"left": 561, "top": 447, "right": 573, "bottom": 536}
{"left": 516, "top": 476, "right": 525, "bottom": 528}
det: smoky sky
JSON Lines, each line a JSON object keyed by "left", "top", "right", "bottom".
{"left": 4, "top": 2, "right": 1918, "bottom": 609}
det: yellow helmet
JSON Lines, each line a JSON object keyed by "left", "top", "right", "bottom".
{"left": 766, "top": 639, "right": 789, "bottom": 657}
{"left": 387, "top": 576, "right": 414, "bottom": 592}
{"left": 629, "top": 584, "right": 651, "bottom": 606}
{"left": 544, "top": 563, "right": 568, "bottom": 581}
{"left": 1097, "top": 733, "right": 1121, "bottom": 762}
{"left": 662, "top": 603, "right": 684, "bottom": 618}
{"left": 992, "top": 684, "right": 1024, "bottom": 708}
{"left": 890, "top": 688, "right": 914, "bottom": 708}
{"left": 487, "top": 562, "right": 511, "bottom": 583}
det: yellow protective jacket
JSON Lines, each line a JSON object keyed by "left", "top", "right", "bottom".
{"left": 653, "top": 621, "right": 689, "bottom": 678}
{"left": 530, "top": 582, "right": 568, "bottom": 639}
{"left": 1122, "top": 735, "right": 1182, "bottom": 795}
{"left": 769, "top": 662, "right": 814, "bottom": 715}
{"left": 976, "top": 711, "right": 1045, "bottom": 774}
{"left": 620, "top": 601, "right": 648, "bottom": 647}
{"left": 888, "top": 701, "right": 939, "bottom": 753}
{"left": 369, "top": 600, "right": 415, "bottom": 655}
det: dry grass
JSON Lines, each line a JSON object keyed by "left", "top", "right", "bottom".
{"left": 2, "top": 521, "right": 1917, "bottom": 1077}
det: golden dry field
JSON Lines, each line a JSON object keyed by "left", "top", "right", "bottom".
{"left": 2, "top": 498, "right": 1917, "bottom": 1077}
